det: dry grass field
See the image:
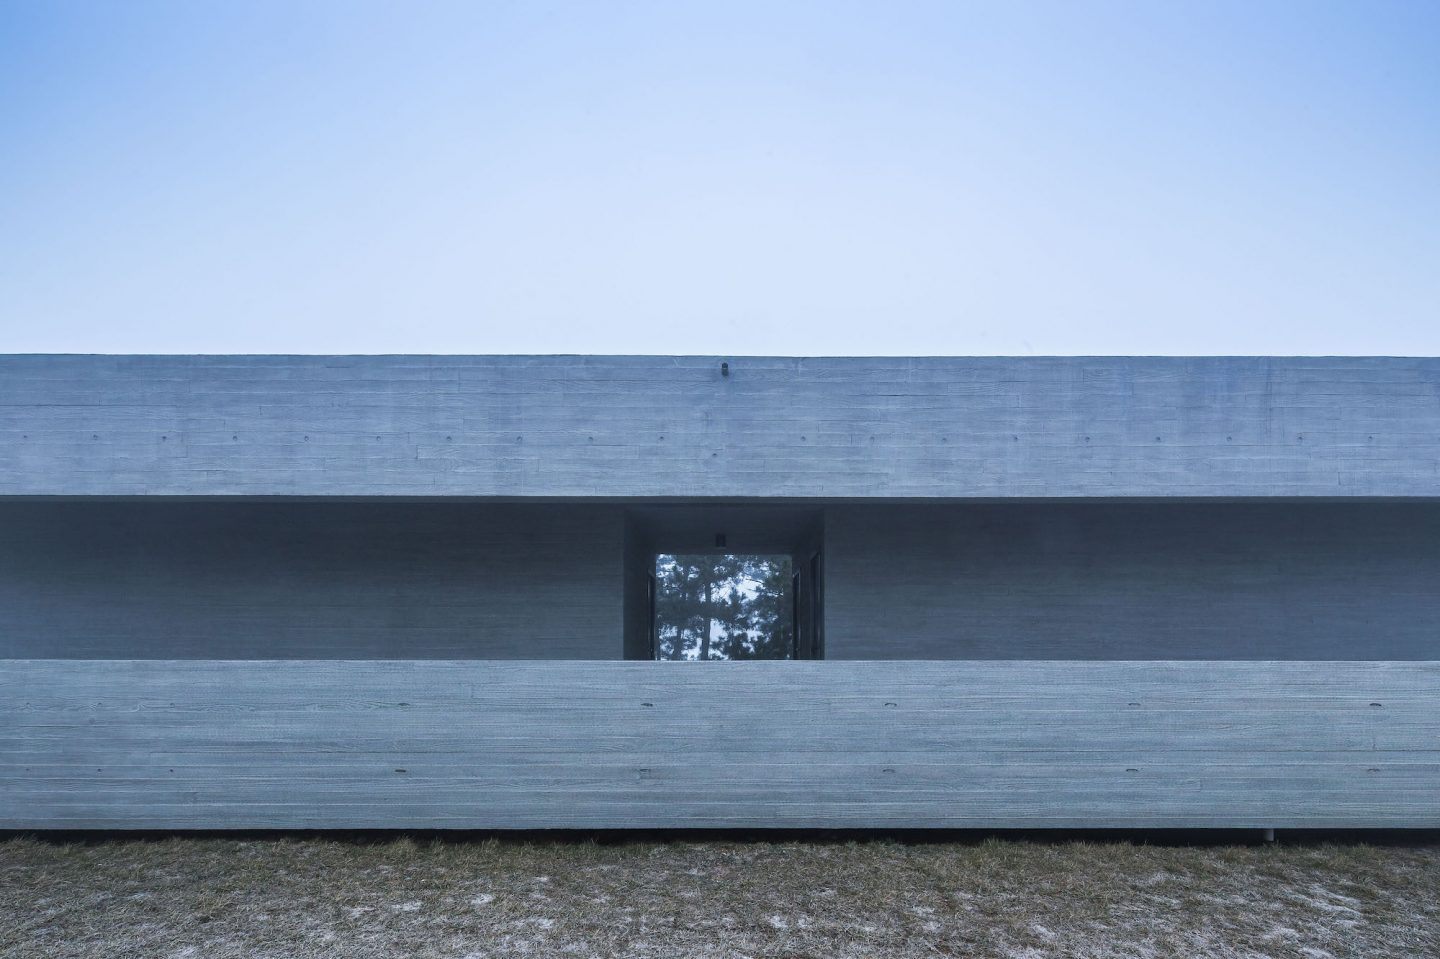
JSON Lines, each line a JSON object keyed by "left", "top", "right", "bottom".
{"left": 1, "top": 835, "right": 1436, "bottom": 958}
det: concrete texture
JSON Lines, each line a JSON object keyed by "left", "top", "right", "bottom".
{"left": 5, "top": 354, "right": 1439, "bottom": 830}
{"left": 5, "top": 499, "right": 1440, "bottom": 662}
{"left": 0, "top": 501, "right": 625, "bottom": 659}
{"left": 824, "top": 501, "right": 1440, "bottom": 660}
{"left": 3, "top": 659, "right": 1436, "bottom": 829}
{"left": 4, "top": 354, "right": 1440, "bottom": 498}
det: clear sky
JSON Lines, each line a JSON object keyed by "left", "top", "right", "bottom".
{"left": 1, "top": 1, "right": 1436, "bottom": 355}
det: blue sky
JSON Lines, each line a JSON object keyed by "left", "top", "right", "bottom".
{"left": 1, "top": 1, "right": 1436, "bottom": 355}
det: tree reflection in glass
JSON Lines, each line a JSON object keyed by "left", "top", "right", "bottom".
{"left": 654, "top": 554, "right": 794, "bottom": 660}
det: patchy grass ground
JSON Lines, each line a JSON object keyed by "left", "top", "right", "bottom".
{"left": 0, "top": 836, "right": 1436, "bottom": 958}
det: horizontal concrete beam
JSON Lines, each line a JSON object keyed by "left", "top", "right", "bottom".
{"left": 3, "top": 355, "right": 1440, "bottom": 497}
{"left": 3, "top": 659, "right": 1436, "bottom": 829}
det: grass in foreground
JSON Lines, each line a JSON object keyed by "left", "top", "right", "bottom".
{"left": 1, "top": 836, "right": 1436, "bottom": 958}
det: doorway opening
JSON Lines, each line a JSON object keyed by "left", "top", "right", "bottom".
{"left": 623, "top": 506, "right": 823, "bottom": 660}
{"left": 654, "top": 554, "right": 794, "bottom": 660}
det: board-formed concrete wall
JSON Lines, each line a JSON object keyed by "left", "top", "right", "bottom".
{"left": 8, "top": 499, "right": 1440, "bottom": 662}
{"left": 0, "top": 501, "right": 625, "bottom": 659}
{"left": 824, "top": 502, "right": 1440, "bottom": 660}
{"left": 4, "top": 355, "right": 1440, "bottom": 498}
{"left": 3, "top": 659, "right": 1435, "bottom": 829}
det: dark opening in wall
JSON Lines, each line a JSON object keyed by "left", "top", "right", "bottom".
{"left": 653, "top": 554, "right": 794, "bottom": 660}
{"left": 622, "top": 505, "right": 825, "bottom": 661}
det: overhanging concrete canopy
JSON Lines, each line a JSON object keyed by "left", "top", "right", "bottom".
{"left": 4, "top": 354, "right": 1439, "bottom": 498}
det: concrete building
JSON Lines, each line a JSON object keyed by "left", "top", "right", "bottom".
{"left": 1, "top": 354, "right": 1437, "bottom": 828}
